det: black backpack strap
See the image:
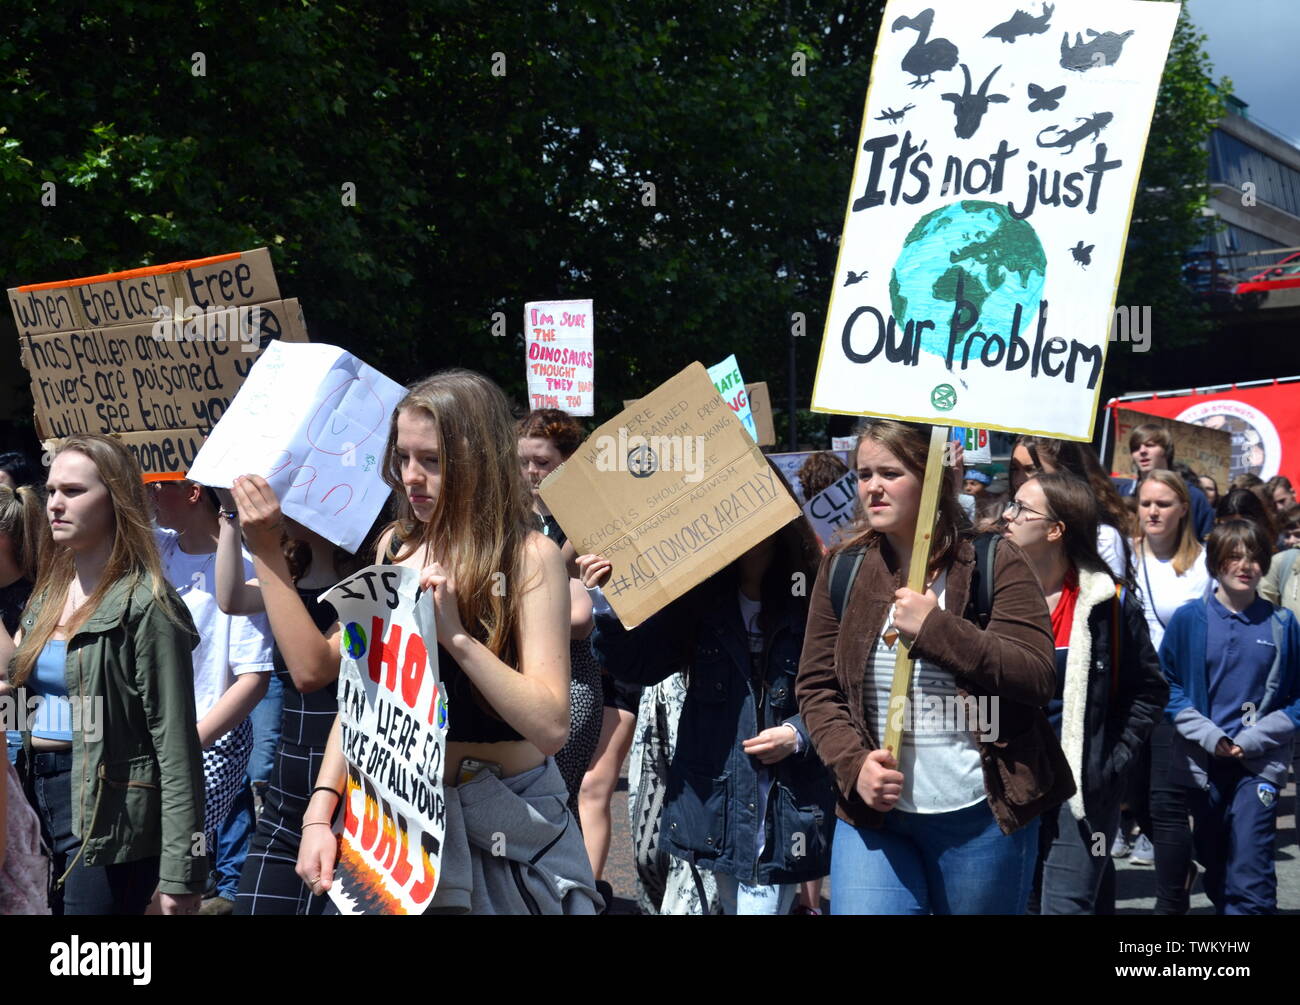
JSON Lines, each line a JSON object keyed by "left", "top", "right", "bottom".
{"left": 829, "top": 548, "right": 865, "bottom": 622}
{"left": 968, "top": 531, "right": 1000, "bottom": 630}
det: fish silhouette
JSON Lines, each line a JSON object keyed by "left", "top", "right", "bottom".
{"left": 986, "top": 3, "right": 1054, "bottom": 44}
{"left": 1027, "top": 82, "right": 1066, "bottom": 111}
{"left": 1060, "top": 28, "right": 1134, "bottom": 71}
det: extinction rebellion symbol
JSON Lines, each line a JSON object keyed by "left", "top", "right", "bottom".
{"left": 627, "top": 445, "right": 658, "bottom": 478}
{"left": 930, "top": 383, "right": 957, "bottom": 411}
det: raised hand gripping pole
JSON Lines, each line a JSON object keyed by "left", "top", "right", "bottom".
{"left": 882, "top": 425, "right": 950, "bottom": 758}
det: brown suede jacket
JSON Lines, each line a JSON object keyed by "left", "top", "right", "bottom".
{"left": 795, "top": 533, "right": 1076, "bottom": 834}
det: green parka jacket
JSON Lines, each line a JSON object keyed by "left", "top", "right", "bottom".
{"left": 20, "top": 572, "right": 207, "bottom": 895}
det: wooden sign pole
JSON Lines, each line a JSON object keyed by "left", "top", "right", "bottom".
{"left": 882, "top": 424, "right": 950, "bottom": 757}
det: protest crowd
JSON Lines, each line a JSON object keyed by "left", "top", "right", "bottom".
{"left": 3, "top": 390, "right": 1299, "bottom": 916}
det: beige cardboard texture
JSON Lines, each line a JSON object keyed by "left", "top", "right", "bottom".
{"left": 747, "top": 382, "right": 776, "bottom": 447}
{"left": 72, "top": 272, "right": 180, "bottom": 330}
{"left": 8, "top": 286, "right": 86, "bottom": 337}
{"left": 1109, "top": 407, "right": 1232, "bottom": 491}
{"left": 545, "top": 362, "right": 799, "bottom": 628}
{"left": 175, "top": 247, "right": 280, "bottom": 312}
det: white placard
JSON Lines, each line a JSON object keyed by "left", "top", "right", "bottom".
{"left": 951, "top": 426, "right": 992, "bottom": 464}
{"left": 187, "top": 342, "right": 406, "bottom": 552}
{"left": 811, "top": 0, "right": 1179, "bottom": 440}
{"left": 707, "top": 354, "right": 758, "bottom": 442}
{"left": 802, "top": 471, "right": 859, "bottom": 547}
{"left": 525, "top": 298, "right": 594, "bottom": 416}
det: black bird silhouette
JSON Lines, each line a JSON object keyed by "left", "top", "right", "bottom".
{"left": 892, "top": 9, "right": 959, "bottom": 88}
{"left": 1070, "top": 240, "right": 1094, "bottom": 267}
{"left": 1027, "top": 82, "right": 1066, "bottom": 112}
{"left": 844, "top": 270, "right": 869, "bottom": 286}
{"left": 941, "top": 64, "right": 1009, "bottom": 139}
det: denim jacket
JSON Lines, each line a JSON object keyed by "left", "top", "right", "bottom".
{"left": 593, "top": 573, "right": 836, "bottom": 885}
{"left": 1159, "top": 596, "right": 1300, "bottom": 790}
{"left": 21, "top": 573, "right": 207, "bottom": 895}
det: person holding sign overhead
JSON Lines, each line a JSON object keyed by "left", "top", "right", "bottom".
{"left": 298, "top": 370, "right": 600, "bottom": 914}
{"left": 796, "top": 419, "right": 1072, "bottom": 915}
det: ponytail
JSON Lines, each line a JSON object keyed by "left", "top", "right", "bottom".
{"left": 0, "top": 484, "right": 49, "bottom": 582}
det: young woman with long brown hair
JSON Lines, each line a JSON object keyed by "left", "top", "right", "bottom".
{"left": 0, "top": 434, "right": 206, "bottom": 915}
{"left": 297, "top": 370, "right": 600, "bottom": 913}
{"left": 796, "top": 419, "right": 1071, "bottom": 914}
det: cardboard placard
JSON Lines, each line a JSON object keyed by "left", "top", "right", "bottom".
{"left": 746, "top": 382, "right": 777, "bottom": 447}
{"left": 321, "top": 565, "right": 448, "bottom": 914}
{"left": 9, "top": 249, "right": 307, "bottom": 476}
{"left": 810, "top": 0, "right": 1179, "bottom": 440}
{"left": 524, "top": 298, "right": 594, "bottom": 416}
{"left": 542, "top": 362, "right": 800, "bottom": 628}
{"left": 187, "top": 342, "right": 405, "bottom": 554}
{"left": 1108, "top": 407, "right": 1231, "bottom": 490}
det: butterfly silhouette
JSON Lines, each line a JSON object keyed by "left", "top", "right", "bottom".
{"left": 1071, "top": 240, "right": 1094, "bottom": 267}
{"left": 1027, "top": 82, "right": 1066, "bottom": 112}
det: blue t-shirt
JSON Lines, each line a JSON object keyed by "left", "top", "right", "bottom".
{"left": 1205, "top": 593, "right": 1276, "bottom": 737}
{"left": 28, "top": 639, "right": 72, "bottom": 742}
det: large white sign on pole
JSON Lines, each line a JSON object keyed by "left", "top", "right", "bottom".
{"left": 525, "top": 298, "right": 594, "bottom": 416}
{"left": 811, "top": 0, "right": 1179, "bottom": 440}
{"left": 187, "top": 342, "right": 406, "bottom": 552}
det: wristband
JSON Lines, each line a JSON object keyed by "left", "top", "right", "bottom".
{"left": 310, "top": 786, "right": 343, "bottom": 801}
{"left": 218, "top": 509, "right": 238, "bottom": 521}
{"left": 301, "top": 821, "right": 333, "bottom": 830}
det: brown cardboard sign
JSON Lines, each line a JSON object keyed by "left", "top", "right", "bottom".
{"left": 626, "top": 380, "right": 775, "bottom": 447}
{"left": 545, "top": 362, "right": 800, "bottom": 628}
{"left": 1109, "top": 407, "right": 1232, "bottom": 491}
{"left": 746, "top": 381, "right": 776, "bottom": 447}
{"left": 174, "top": 247, "right": 281, "bottom": 312}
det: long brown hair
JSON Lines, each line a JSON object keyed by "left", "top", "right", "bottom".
{"left": 834, "top": 419, "right": 964, "bottom": 574}
{"left": 1033, "top": 472, "right": 1116, "bottom": 583}
{"left": 12, "top": 434, "right": 178, "bottom": 686}
{"left": 1016, "top": 435, "right": 1133, "bottom": 538}
{"left": 383, "top": 370, "right": 534, "bottom": 667}
{"left": 0, "top": 484, "right": 50, "bottom": 583}
{"left": 1135, "top": 469, "right": 1202, "bottom": 576}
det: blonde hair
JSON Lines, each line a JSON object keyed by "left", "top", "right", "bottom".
{"left": 0, "top": 484, "right": 50, "bottom": 582}
{"left": 1135, "top": 469, "right": 1202, "bottom": 576}
{"left": 11, "top": 435, "right": 178, "bottom": 687}
{"left": 382, "top": 370, "right": 534, "bottom": 669}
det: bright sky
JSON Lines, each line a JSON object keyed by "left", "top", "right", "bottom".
{"left": 1185, "top": 0, "right": 1300, "bottom": 145}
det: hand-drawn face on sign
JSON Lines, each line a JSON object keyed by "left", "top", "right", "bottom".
{"left": 811, "top": 0, "right": 1179, "bottom": 441}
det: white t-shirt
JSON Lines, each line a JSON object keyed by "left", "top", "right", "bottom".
{"left": 1135, "top": 543, "right": 1211, "bottom": 651}
{"left": 865, "top": 571, "right": 986, "bottom": 814}
{"left": 157, "top": 528, "right": 274, "bottom": 720}
{"left": 1096, "top": 524, "right": 1128, "bottom": 581}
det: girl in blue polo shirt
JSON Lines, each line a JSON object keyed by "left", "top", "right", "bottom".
{"left": 1159, "top": 519, "right": 1300, "bottom": 914}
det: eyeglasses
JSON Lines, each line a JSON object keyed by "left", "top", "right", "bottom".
{"left": 1003, "top": 499, "right": 1057, "bottom": 524}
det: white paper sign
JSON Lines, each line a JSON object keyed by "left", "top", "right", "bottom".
{"left": 187, "top": 342, "right": 405, "bottom": 552}
{"left": 322, "top": 565, "right": 448, "bottom": 914}
{"left": 708, "top": 354, "right": 758, "bottom": 442}
{"left": 811, "top": 0, "right": 1179, "bottom": 440}
{"left": 951, "top": 427, "right": 992, "bottom": 464}
{"left": 525, "top": 298, "right": 594, "bottom": 416}
{"left": 802, "top": 471, "right": 859, "bottom": 547}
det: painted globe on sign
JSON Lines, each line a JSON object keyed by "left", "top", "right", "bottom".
{"left": 343, "top": 622, "right": 368, "bottom": 659}
{"left": 889, "top": 200, "right": 1047, "bottom": 360}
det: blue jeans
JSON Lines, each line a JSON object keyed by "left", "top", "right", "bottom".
{"left": 247, "top": 672, "right": 283, "bottom": 787}
{"left": 831, "top": 801, "right": 1039, "bottom": 915}
{"left": 714, "top": 873, "right": 797, "bottom": 916}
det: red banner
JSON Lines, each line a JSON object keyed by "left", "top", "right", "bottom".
{"left": 1112, "top": 380, "right": 1300, "bottom": 486}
